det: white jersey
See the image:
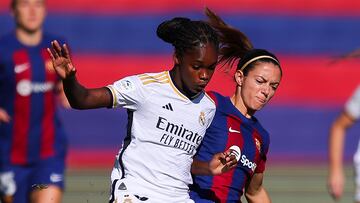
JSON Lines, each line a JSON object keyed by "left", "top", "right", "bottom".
{"left": 345, "top": 85, "right": 360, "bottom": 120}
{"left": 107, "top": 71, "right": 216, "bottom": 202}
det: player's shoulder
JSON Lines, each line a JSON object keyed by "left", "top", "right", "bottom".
{"left": 252, "top": 117, "right": 270, "bottom": 140}
{"left": 112, "top": 71, "right": 168, "bottom": 91}
{"left": 352, "top": 85, "right": 360, "bottom": 97}
{"left": 205, "top": 91, "right": 226, "bottom": 106}
{"left": 344, "top": 85, "right": 360, "bottom": 119}
{"left": 136, "top": 71, "right": 169, "bottom": 86}
{"left": 346, "top": 85, "right": 360, "bottom": 107}
{"left": 0, "top": 32, "right": 17, "bottom": 50}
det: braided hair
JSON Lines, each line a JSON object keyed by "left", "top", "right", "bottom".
{"left": 157, "top": 17, "right": 219, "bottom": 57}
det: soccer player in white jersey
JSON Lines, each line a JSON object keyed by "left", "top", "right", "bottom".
{"left": 47, "top": 16, "right": 237, "bottom": 203}
{"left": 328, "top": 85, "right": 360, "bottom": 203}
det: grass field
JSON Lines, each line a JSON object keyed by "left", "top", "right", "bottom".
{"left": 63, "top": 164, "right": 355, "bottom": 203}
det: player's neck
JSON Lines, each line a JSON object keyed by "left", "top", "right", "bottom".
{"left": 230, "top": 93, "right": 253, "bottom": 119}
{"left": 169, "top": 68, "right": 199, "bottom": 100}
{"left": 16, "top": 28, "right": 42, "bottom": 46}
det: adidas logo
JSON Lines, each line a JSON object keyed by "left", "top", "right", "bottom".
{"left": 162, "top": 103, "right": 173, "bottom": 111}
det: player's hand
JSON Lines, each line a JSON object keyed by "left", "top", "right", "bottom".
{"left": 328, "top": 170, "right": 344, "bottom": 200}
{"left": 47, "top": 40, "right": 76, "bottom": 80}
{"left": 0, "top": 108, "right": 11, "bottom": 123}
{"left": 209, "top": 149, "right": 238, "bottom": 175}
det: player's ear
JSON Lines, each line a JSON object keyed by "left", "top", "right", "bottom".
{"left": 234, "top": 70, "right": 244, "bottom": 86}
{"left": 173, "top": 53, "right": 180, "bottom": 65}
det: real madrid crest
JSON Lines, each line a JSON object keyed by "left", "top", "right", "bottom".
{"left": 199, "top": 111, "right": 206, "bottom": 126}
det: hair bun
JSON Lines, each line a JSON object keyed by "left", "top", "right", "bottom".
{"left": 156, "top": 17, "right": 191, "bottom": 44}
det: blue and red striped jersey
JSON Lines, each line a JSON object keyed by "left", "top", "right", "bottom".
{"left": 0, "top": 32, "right": 67, "bottom": 166}
{"left": 190, "top": 91, "right": 270, "bottom": 203}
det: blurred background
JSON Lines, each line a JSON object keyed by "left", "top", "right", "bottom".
{"left": 1, "top": 0, "right": 360, "bottom": 202}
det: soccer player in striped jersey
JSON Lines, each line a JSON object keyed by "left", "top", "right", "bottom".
{"left": 190, "top": 8, "right": 282, "bottom": 203}
{"left": 0, "top": 0, "right": 69, "bottom": 203}
{"left": 48, "top": 16, "right": 237, "bottom": 203}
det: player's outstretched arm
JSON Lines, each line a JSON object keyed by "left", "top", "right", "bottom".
{"left": 328, "top": 111, "right": 355, "bottom": 200}
{"left": 191, "top": 150, "right": 237, "bottom": 175}
{"left": 47, "top": 40, "right": 112, "bottom": 109}
{"left": 245, "top": 173, "right": 271, "bottom": 203}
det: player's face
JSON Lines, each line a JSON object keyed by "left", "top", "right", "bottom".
{"left": 177, "top": 43, "right": 218, "bottom": 97}
{"left": 241, "top": 62, "right": 281, "bottom": 112}
{"left": 12, "top": 0, "right": 46, "bottom": 33}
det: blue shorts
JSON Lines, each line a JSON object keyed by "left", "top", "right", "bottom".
{"left": 0, "top": 157, "right": 65, "bottom": 203}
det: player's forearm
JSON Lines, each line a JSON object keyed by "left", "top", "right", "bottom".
{"left": 329, "top": 112, "right": 356, "bottom": 172}
{"left": 62, "top": 76, "right": 88, "bottom": 109}
{"left": 245, "top": 186, "right": 271, "bottom": 203}
{"left": 328, "top": 124, "right": 346, "bottom": 173}
{"left": 62, "top": 76, "right": 111, "bottom": 109}
{"left": 191, "top": 159, "right": 212, "bottom": 175}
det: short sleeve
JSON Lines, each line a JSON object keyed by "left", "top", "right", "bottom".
{"left": 106, "top": 75, "right": 147, "bottom": 110}
{"left": 255, "top": 136, "right": 270, "bottom": 173}
{"left": 345, "top": 86, "right": 360, "bottom": 120}
{"left": 255, "top": 154, "right": 266, "bottom": 173}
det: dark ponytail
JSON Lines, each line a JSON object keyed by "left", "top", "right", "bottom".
{"left": 205, "top": 7, "right": 253, "bottom": 69}
{"left": 205, "top": 8, "right": 281, "bottom": 75}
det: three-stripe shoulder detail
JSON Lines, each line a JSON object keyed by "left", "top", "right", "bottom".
{"left": 139, "top": 72, "right": 169, "bottom": 85}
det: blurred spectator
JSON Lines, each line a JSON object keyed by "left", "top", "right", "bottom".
{"left": 0, "top": 0, "right": 69, "bottom": 203}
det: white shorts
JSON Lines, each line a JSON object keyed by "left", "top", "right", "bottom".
{"left": 109, "top": 153, "right": 194, "bottom": 203}
{"left": 109, "top": 179, "right": 149, "bottom": 203}
{"left": 110, "top": 156, "right": 148, "bottom": 202}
